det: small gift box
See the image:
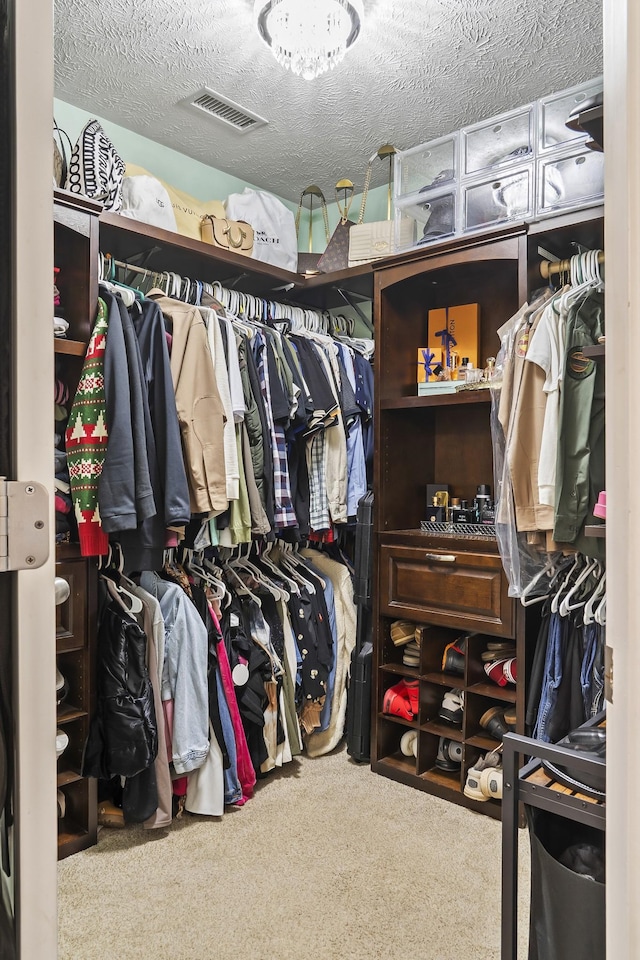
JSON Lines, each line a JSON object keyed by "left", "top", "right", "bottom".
{"left": 417, "top": 347, "right": 440, "bottom": 383}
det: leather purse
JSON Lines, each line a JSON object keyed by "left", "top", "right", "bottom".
{"left": 317, "top": 179, "right": 356, "bottom": 274}
{"left": 348, "top": 145, "right": 401, "bottom": 267}
{"left": 201, "top": 215, "right": 254, "bottom": 256}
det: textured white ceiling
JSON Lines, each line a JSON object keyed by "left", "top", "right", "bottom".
{"left": 54, "top": 0, "right": 603, "bottom": 202}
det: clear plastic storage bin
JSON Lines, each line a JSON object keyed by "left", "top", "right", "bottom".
{"left": 463, "top": 165, "right": 533, "bottom": 232}
{"left": 462, "top": 106, "right": 535, "bottom": 177}
{"left": 394, "top": 186, "right": 457, "bottom": 251}
{"left": 536, "top": 148, "right": 604, "bottom": 216}
{"left": 538, "top": 78, "right": 603, "bottom": 153}
{"left": 394, "top": 135, "right": 457, "bottom": 201}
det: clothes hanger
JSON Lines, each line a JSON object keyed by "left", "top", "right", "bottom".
{"left": 99, "top": 543, "right": 144, "bottom": 615}
{"left": 229, "top": 543, "right": 285, "bottom": 601}
{"left": 559, "top": 557, "right": 600, "bottom": 616}
{"left": 520, "top": 556, "right": 561, "bottom": 606}
{"left": 221, "top": 556, "right": 262, "bottom": 607}
{"left": 550, "top": 554, "right": 583, "bottom": 614}
{"left": 257, "top": 544, "right": 299, "bottom": 596}
{"left": 277, "top": 542, "right": 317, "bottom": 593}
{"left": 583, "top": 571, "right": 606, "bottom": 625}
{"left": 594, "top": 592, "right": 607, "bottom": 626}
{"left": 185, "top": 552, "right": 230, "bottom": 605}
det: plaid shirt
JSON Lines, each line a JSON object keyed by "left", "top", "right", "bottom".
{"left": 307, "top": 432, "right": 330, "bottom": 531}
{"left": 255, "top": 332, "right": 298, "bottom": 529}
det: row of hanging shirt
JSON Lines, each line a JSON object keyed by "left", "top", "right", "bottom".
{"left": 62, "top": 254, "right": 374, "bottom": 571}
{"left": 522, "top": 552, "right": 606, "bottom": 743}
{"left": 491, "top": 249, "right": 605, "bottom": 598}
{"left": 84, "top": 540, "right": 356, "bottom": 826}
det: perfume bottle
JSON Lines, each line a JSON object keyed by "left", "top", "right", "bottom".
{"left": 474, "top": 484, "right": 492, "bottom": 522}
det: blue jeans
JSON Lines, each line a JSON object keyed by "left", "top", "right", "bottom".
{"left": 533, "top": 612, "right": 564, "bottom": 742}
{"left": 581, "top": 622, "right": 599, "bottom": 717}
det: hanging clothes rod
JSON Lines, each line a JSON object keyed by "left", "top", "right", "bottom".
{"left": 111, "top": 258, "right": 157, "bottom": 279}
{"left": 540, "top": 250, "right": 604, "bottom": 279}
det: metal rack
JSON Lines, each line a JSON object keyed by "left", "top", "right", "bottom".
{"left": 501, "top": 716, "right": 606, "bottom": 960}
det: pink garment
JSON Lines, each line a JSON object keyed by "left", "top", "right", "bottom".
{"left": 162, "top": 699, "right": 189, "bottom": 796}
{"left": 209, "top": 605, "right": 256, "bottom": 803}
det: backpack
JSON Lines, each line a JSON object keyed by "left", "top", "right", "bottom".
{"left": 65, "top": 119, "right": 126, "bottom": 211}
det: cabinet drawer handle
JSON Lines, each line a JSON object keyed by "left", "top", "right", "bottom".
{"left": 424, "top": 553, "right": 456, "bottom": 563}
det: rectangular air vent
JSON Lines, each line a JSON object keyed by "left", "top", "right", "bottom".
{"left": 182, "top": 87, "right": 268, "bottom": 135}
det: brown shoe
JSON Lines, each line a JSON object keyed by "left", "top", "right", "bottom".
{"left": 480, "top": 706, "right": 509, "bottom": 741}
{"left": 97, "top": 800, "right": 125, "bottom": 828}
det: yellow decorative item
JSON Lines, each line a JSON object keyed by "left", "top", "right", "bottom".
{"left": 200, "top": 215, "right": 254, "bottom": 256}
{"left": 125, "top": 164, "right": 225, "bottom": 240}
{"left": 428, "top": 304, "right": 480, "bottom": 380}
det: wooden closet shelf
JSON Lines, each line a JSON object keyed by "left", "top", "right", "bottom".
{"left": 466, "top": 733, "right": 502, "bottom": 751}
{"left": 583, "top": 344, "right": 605, "bottom": 358}
{"left": 377, "top": 712, "right": 418, "bottom": 729}
{"left": 57, "top": 769, "right": 83, "bottom": 788}
{"left": 421, "top": 720, "right": 464, "bottom": 742}
{"left": 380, "top": 390, "right": 492, "bottom": 409}
{"left": 466, "top": 682, "right": 517, "bottom": 703}
{"left": 99, "top": 211, "right": 376, "bottom": 306}
{"left": 422, "top": 671, "right": 466, "bottom": 688}
{"left": 585, "top": 524, "right": 606, "bottom": 538}
{"left": 57, "top": 820, "right": 89, "bottom": 848}
{"left": 54, "top": 338, "right": 87, "bottom": 356}
{"left": 380, "top": 662, "right": 420, "bottom": 679}
{"left": 56, "top": 704, "right": 88, "bottom": 724}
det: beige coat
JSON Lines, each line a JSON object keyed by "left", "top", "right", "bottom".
{"left": 149, "top": 291, "right": 227, "bottom": 515}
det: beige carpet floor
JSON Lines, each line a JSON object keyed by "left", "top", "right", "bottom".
{"left": 58, "top": 745, "right": 530, "bottom": 960}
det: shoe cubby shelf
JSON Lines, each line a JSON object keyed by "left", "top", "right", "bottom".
{"left": 377, "top": 622, "right": 515, "bottom": 817}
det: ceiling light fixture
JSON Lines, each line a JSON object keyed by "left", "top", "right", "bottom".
{"left": 254, "top": 0, "right": 364, "bottom": 81}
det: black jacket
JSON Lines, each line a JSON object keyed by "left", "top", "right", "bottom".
{"left": 83, "top": 581, "right": 158, "bottom": 780}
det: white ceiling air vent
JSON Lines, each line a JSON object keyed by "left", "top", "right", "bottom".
{"left": 182, "top": 87, "right": 268, "bottom": 135}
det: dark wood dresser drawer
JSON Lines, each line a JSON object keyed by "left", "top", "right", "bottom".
{"left": 379, "top": 542, "right": 514, "bottom": 638}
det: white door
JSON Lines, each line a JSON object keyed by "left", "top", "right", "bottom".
{"left": 2, "top": 0, "right": 58, "bottom": 956}
{"left": 605, "top": 0, "right": 640, "bottom": 957}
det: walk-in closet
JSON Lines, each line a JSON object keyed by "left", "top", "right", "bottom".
{"left": 4, "top": 0, "right": 640, "bottom": 958}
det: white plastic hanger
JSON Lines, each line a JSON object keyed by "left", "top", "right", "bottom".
{"left": 594, "top": 593, "right": 607, "bottom": 626}
{"left": 259, "top": 545, "right": 299, "bottom": 596}
{"left": 550, "top": 554, "right": 583, "bottom": 614}
{"left": 520, "top": 556, "right": 561, "bottom": 607}
{"left": 230, "top": 543, "right": 286, "bottom": 602}
{"left": 559, "top": 557, "right": 600, "bottom": 616}
{"left": 583, "top": 571, "right": 606, "bottom": 626}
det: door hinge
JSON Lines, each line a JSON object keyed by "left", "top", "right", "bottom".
{"left": 0, "top": 478, "right": 49, "bottom": 572}
{"left": 605, "top": 644, "right": 613, "bottom": 704}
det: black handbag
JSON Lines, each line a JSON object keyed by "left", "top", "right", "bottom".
{"left": 317, "top": 179, "right": 355, "bottom": 274}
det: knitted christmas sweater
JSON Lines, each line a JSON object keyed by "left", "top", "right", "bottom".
{"left": 66, "top": 299, "right": 109, "bottom": 556}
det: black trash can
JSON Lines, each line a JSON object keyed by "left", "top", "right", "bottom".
{"left": 528, "top": 807, "right": 605, "bottom": 960}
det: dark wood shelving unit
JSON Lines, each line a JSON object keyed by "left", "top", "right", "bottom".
{"left": 372, "top": 208, "right": 605, "bottom": 818}
{"left": 54, "top": 191, "right": 99, "bottom": 860}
